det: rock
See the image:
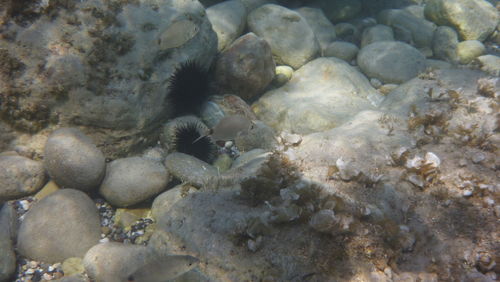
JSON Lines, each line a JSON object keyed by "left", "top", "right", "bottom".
{"left": 34, "top": 180, "right": 60, "bottom": 201}
{"left": 357, "top": 41, "right": 427, "bottom": 84}
{"left": 272, "top": 65, "right": 294, "bottom": 87}
{"left": 324, "top": 41, "right": 359, "bottom": 62}
{"left": 404, "top": 5, "right": 426, "bottom": 19}
{"left": 252, "top": 57, "right": 382, "bottom": 134}
{"left": 424, "top": 0, "right": 499, "bottom": 41}
{"left": 377, "top": 9, "right": 436, "bottom": 49}
{"left": 361, "top": 24, "right": 395, "bottom": 48}
{"left": 233, "top": 120, "right": 277, "bottom": 152}
{"left": 247, "top": 4, "right": 319, "bottom": 69}
{"left": 164, "top": 153, "right": 219, "bottom": 189}
{"left": 83, "top": 243, "right": 148, "bottom": 282}
{"left": 309, "top": 209, "right": 337, "bottom": 233}
{"left": 456, "top": 40, "right": 486, "bottom": 64}
{"left": 432, "top": 26, "right": 459, "bottom": 63}
{"left": 52, "top": 274, "right": 88, "bottom": 282}
{"left": 214, "top": 33, "right": 275, "bottom": 101}
{"left": 151, "top": 185, "right": 198, "bottom": 220}
{"left": 1, "top": 1, "right": 217, "bottom": 158}
{"left": 476, "top": 55, "right": 500, "bottom": 76}
{"left": 0, "top": 204, "right": 16, "bottom": 281}
{"left": 99, "top": 157, "right": 170, "bottom": 207}
{"left": 62, "top": 257, "right": 85, "bottom": 276}
{"left": 426, "top": 59, "right": 453, "bottom": 70}
{"left": 44, "top": 128, "right": 105, "bottom": 192}
{"left": 142, "top": 147, "right": 167, "bottom": 163}
{"left": 296, "top": 7, "right": 337, "bottom": 54}
{"left": 206, "top": 0, "right": 247, "bottom": 51}
{"left": 335, "top": 22, "right": 360, "bottom": 44}
{"left": 309, "top": 0, "right": 362, "bottom": 23}
{"left": 0, "top": 154, "right": 46, "bottom": 201}
{"left": 17, "top": 189, "right": 101, "bottom": 263}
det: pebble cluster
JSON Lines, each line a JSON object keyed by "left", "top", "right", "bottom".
{"left": 14, "top": 260, "right": 64, "bottom": 282}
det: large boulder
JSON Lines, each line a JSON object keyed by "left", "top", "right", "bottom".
{"left": 296, "top": 7, "right": 337, "bottom": 54}
{"left": 44, "top": 128, "right": 105, "bottom": 192}
{"left": 424, "top": 0, "right": 499, "bottom": 41}
{"left": 252, "top": 57, "right": 383, "bottom": 134}
{"left": 0, "top": 204, "right": 16, "bottom": 281}
{"left": 247, "top": 4, "right": 319, "bottom": 69}
{"left": 206, "top": 0, "right": 247, "bottom": 51}
{"left": 0, "top": 154, "right": 46, "bottom": 201}
{"left": 0, "top": 0, "right": 217, "bottom": 158}
{"left": 16, "top": 189, "right": 101, "bottom": 263}
{"left": 357, "top": 41, "right": 427, "bottom": 84}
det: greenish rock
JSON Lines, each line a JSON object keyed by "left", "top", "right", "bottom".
{"left": 114, "top": 208, "right": 150, "bottom": 229}
{"left": 424, "top": 0, "right": 499, "bottom": 41}
{"left": 62, "top": 257, "right": 85, "bottom": 276}
{"left": 357, "top": 41, "right": 427, "bottom": 84}
{"left": 213, "top": 153, "right": 233, "bottom": 173}
{"left": 456, "top": 40, "right": 486, "bottom": 64}
{"left": 361, "top": 24, "right": 394, "bottom": 48}
{"left": 432, "top": 26, "right": 459, "bottom": 63}
{"left": 273, "top": 65, "right": 293, "bottom": 87}
{"left": 324, "top": 41, "right": 359, "bottom": 62}
{"left": 477, "top": 55, "right": 500, "bottom": 76}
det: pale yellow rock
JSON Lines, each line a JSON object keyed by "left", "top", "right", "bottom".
{"left": 34, "top": 181, "right": 60, "bottom": 200}
{"left": 62, "top": 257, "right": 84, "bottom": 276}
{"left": 114, "top": 208, "right": 151, "bottom": 229}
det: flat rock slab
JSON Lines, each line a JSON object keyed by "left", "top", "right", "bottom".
{"left": 17, "top": 189, "right": 101, "bottom": 263}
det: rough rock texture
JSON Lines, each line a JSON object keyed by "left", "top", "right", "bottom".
{"left": 424, "top": 0, "right": 499, "bottom": 41}
{"left": 247, "top": 4, "right": 319, "bottom": 69}
{"left": 164, "top": 152, "right": 219, "bottom": 189}
{"left": 361, "top": 24, "right": 395, "bottom": 48}
{"left": 432, "top": 26, "right": 459, "bottom": 63}
{"left": 357, "top": 41, "right": 427, "bottom": 84}
{"left": 99, "top": 157, "right": 170, "bottom": 207}
{"left": 83, "top": 243, "right": 148, "bottom": 282}
{"left": 456, "top": 40, "right": 486, "bottom": 64}
{"left": 44, "top": 128, "right": 105, "bottom": 192}
{"left": 252, "top": 57, "right": 382, "bottom": 134}
{"left": 17, "top": 189, "right": 101, "bottom": 263}
{"left": 206, "top": 0, "right": 247, "bottom": 51}
{"left": 324, "top": 41, "right": 359, "bottom": 62}
{"left": 296, "top": 7, "right": 337, "bottom": 54}
{"left": 0, "top": 0, "right": 217, "bottom": 158}
{"left": 0, "top": 204, "right": 16, "bottom": 281}
{"left": 0, "top": 154, "right": 46, "bottom": 201}
{"left": 214, "top": 33, "right": 275, "bottom": 101}
{"left": 377, "top": 9, "right": 436, "bottom": 50}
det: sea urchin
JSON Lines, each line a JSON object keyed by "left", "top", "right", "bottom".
{"left": 172, "top": 120, "right": 217, "bottom": 163}
{"left": 168, "top": 60, "right": 210, "bottom": 117}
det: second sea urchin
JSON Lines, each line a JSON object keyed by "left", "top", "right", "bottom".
{"left": 171, "top": 120, "right": 217, "bottom": 163}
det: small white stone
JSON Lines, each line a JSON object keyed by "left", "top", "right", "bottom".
{"left": 19, "top": 200, "right": 30, "bottom": 210}
{"left": 406, "top": 156, "right": 424, "bottom": 169}
{"left": 48, "top": 266, "right": 55, "bottom": 272}
{"left": 484, "top": 197, "right": 495, "bottom": 206}
{"left": 42, "top": 273, "right": 52, "bottom": 280}
{"left": 471, "top": 152, "right": 486, "bottom": 164}
{"left": 425, "top": 152, "right": 440, "bottom": 167}
{"left": 28, "top": 261, "right": 38, "bottom": 268}
{"left": 25, "top": 269, "right": 35, "bottom": 275}
{"left": 408, "top": 173, "right": 425, "bottom": 188}
{"left": 224, "top": 141, "right": 233, "bottom": 148}
{"left": 99, "top": 237, "right": 110, "bottom": 243}
{"left": 463, "top": 190, "right": 473, "bottom": 197}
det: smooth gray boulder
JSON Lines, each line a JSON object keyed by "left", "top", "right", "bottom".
{"left": 99, "top": 157, "right": 170, "bottom": 207}
{"left": 252, "top": 57, "right": 382, "bottom": 134}
{"left": 44, "top": 128, "right": 105, "bottom": 192}
{"left": 206, "top": 0, "right": 247, "bottom": 51}
{"left": 247, "top": 4, "right": 319, "bottom": 69}
{"left": 361, "top": 24, "right": 394, "bottom": 48}
{"left": 324, "top": 41, "right": 359, "bottom": 62}
{"left": 456, "top": 40, "right": 486, "bottom": 64}
{"left": 164, "top": 153, "right": 219, "bottom": 189}
{"left": 0, "top": 154, "right": 46, "bottom": 201}
{"left": 214, "top": 33, "right": 275, "bottom": 101}
{"left": 0, "top": 204, "right": 16, "bottom": 281}
{"left": 477, "top": 55, "right": 500, "bottom": 76}
{"left": 357, "top": 41, "right": 427, "bottom": 84}
{"left": 151, "top": 185, "right": 198, "bottom": 220}
{"left": 17, "top": 189, "right": 101, "bottom": 263}
{"left": 432, "top": 26, "right": 459, "bottom": 63}
{"left": 296, "top": 7, "right": 337, "bottom": 54}
{"left": 424, "top": 0, "right": 499, "bottom": 41}
{"left": 377, "top": 9, "right": 436, "bottom": 49}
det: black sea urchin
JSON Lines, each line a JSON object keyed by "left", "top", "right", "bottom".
{"left": 172, "top": 121, "right": 217, "bottom": 163}
{"left": 168, "top": 61, "right": 210, "bottom": 117}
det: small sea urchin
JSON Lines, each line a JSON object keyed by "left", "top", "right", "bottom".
{"left": 172, "top": 121, "right": 217, "bottom": 163}
{"left": 168, "top": 61, "right": 210, "bottom": 117}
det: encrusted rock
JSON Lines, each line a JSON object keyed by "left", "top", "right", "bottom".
{"left": 44, "top": 128, "right": 105, "bottom": 192}
{"left": 164, "top": 152, "right": 219, "bottom": 189}
{"left": 456, "top": 40, "right": 486, "bottom": 64}
{"left": 0, "top": 154, "right": 46, "bottom": 201}
{"left": 17, "top": 189, "right": 101, "bottom": 263}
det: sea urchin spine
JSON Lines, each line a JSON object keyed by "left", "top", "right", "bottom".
{"left": 168, "top": 60, "right": 210, "bottom": 117}
{"left": 172, "top": 120, "right": 217, "bottom": 163}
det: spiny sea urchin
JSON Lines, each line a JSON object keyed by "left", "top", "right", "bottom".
{"left": 168, "top": 60, "right": 210, "bottom": 117}
{"left": 172, "top": 120, "right": 217, "bottom": 163}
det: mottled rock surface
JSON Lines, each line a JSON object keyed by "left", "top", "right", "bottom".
{"left": 357, "top": 41, "right": 427, "bottom": 84}
{"left": 99, "top": 157, "right": 170, "bottom": 207}
{"left": 0, "top": 154, "right": 46, "bottom": 201}
{"left": 214, "top": 33, "right": 275, "bottom": 101}
{"left": 17, "top": 189, "right": 101, "bottom": 263}
{"left": 44, "top": 128, "right": 105, "bottom": 192}
{"left": 247, "top": 4, "right": 319, "bottom": 69}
